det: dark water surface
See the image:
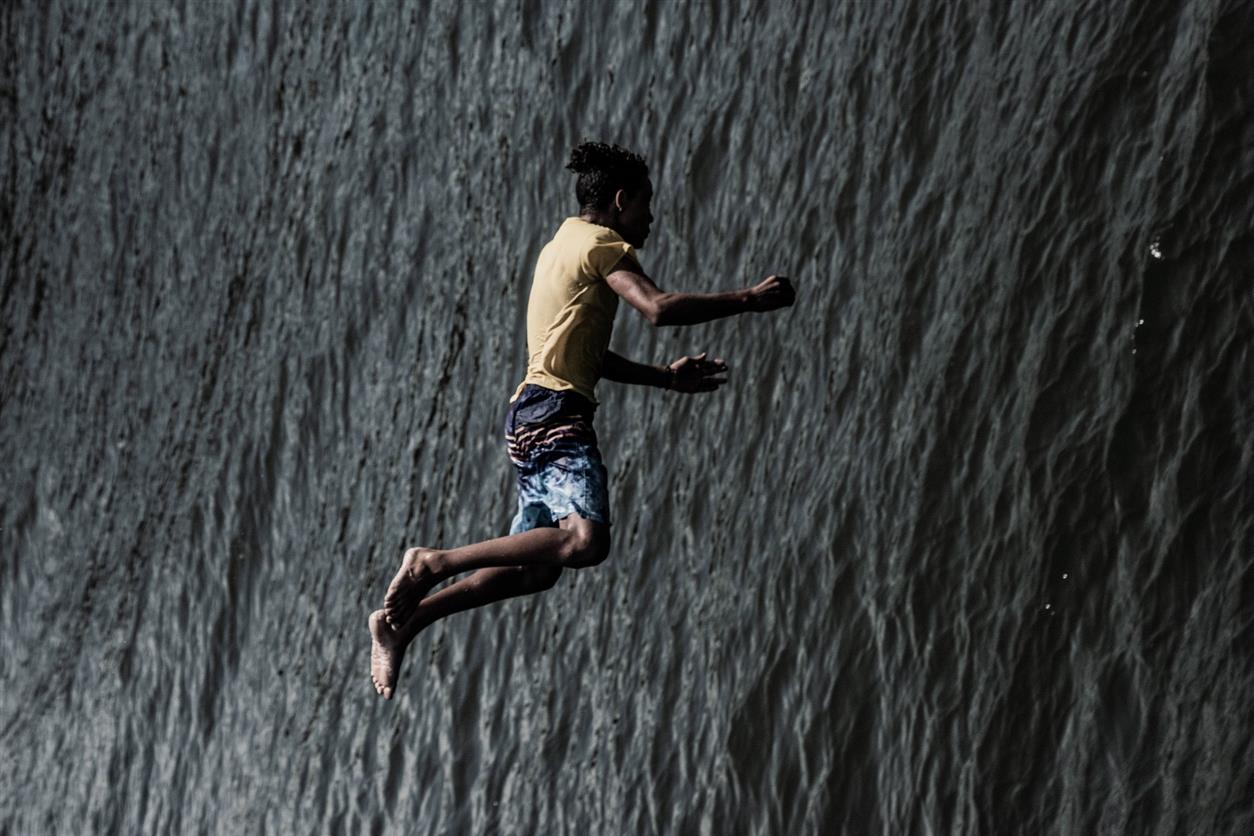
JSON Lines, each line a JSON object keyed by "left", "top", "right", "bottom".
{"left": 3, "top": 1, "right": 1252, "bottom": 833}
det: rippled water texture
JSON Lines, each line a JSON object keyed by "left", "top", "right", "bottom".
{"left": 3, "top": 1, "right": 1252, "bottom": 833}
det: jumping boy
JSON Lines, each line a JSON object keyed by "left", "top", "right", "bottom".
{"left": 370, "top": 141, "right": 795, "bottom": 698}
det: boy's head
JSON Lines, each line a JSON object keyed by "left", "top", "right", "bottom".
{"left": 567, "top": 142, "right": 653, "bottom": 248}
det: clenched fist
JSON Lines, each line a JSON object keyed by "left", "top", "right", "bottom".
{"left": 746, "top": 275, "right": 796, "bottom": 312}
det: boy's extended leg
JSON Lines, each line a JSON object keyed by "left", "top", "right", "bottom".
{"left": 369, "top": 564, "right": 562, "bottom": 699}
{"left": 382, "top": 513, "right": 609, "bottom": 628}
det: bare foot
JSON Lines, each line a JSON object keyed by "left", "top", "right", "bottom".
{"left": 369, "top": 610, "right": 407, "bottom": 700}
{"left": 383, "top": 547, "right": 438, "bottom": 628}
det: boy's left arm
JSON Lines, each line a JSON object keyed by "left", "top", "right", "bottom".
{"left": 601, "top": 350, "right": 728, "bottom": 393}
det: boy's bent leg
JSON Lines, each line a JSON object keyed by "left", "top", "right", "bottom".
{"left": 406, "top": 563, "right": 563, "bottom": 636}
{"left": 382, "top": 514, "right": 610, "bottom": 627}
{"left": 370, "top": 564, "right": 562, "bottom": 699}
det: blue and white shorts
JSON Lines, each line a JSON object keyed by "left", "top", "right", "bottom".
{"left": 504, "top": 384, "right": 612, "bottom": 534}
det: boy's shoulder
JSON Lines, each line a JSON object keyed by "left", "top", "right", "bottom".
{"left": 544, "top": 218, "right": 636, "bottom": 273}
{"left": 560, "top": 216, "right": 628, "bottom": 246}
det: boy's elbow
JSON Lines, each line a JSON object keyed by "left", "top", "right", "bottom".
{"left": 647, "top": 294, "right": 675, "bottom": 327}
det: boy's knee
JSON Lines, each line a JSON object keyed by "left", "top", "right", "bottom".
{"left": 578, "top": 537, "right": 611, "bottom": 568}
{"left": 560, "top": 521, "right": 611, "bottom": 568}
{"left": 529, "top": 565, "right": 563, "bottom": 591}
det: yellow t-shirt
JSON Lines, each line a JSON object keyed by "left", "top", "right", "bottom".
{"left": 510, "top": 217, "right": 639, "bottom": 405}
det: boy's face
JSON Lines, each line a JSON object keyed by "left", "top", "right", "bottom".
{"left": 615, "top": 178, "right": 654, "bottom": 249}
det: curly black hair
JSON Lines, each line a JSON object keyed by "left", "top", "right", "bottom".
{"left": 566, "top": 142, "right": 649, "bottom": 211}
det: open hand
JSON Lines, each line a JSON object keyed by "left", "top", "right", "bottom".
{"left": 666, "top": 352, "right": 728, "bottom": 393}
{"left": 747, "top": 274, "right": 796, "bottom": 312}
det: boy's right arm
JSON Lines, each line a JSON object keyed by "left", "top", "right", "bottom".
{"left": 605, "top": 259, "right": 796, "bottom": 326}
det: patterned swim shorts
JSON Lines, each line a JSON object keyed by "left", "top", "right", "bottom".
{"left": 503, "top": 383, "right": 612, "bottom": 534}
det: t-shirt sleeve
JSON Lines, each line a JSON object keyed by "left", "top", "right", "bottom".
{"left": 586, "top": 238, "right": 639, "bottom": 280}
